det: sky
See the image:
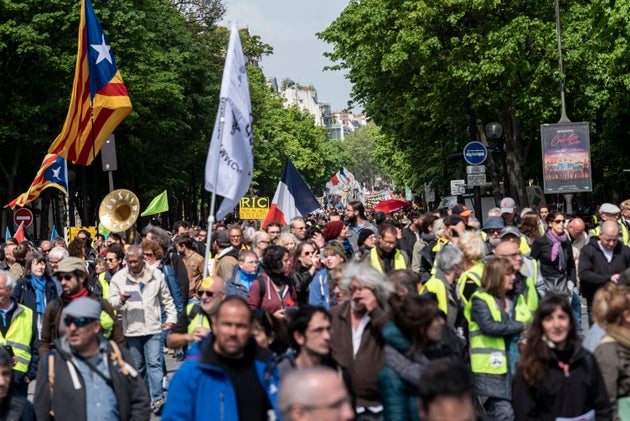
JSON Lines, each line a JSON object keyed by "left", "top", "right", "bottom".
{"left": 221, "top": 0, "right": 357, "bottom": 113}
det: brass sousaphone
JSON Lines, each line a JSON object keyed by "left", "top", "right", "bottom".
{"left": 99, "top": 189, "right": 140, "bottom": 244}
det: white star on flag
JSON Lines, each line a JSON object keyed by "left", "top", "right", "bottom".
{"left": 90, "top": 34, "right": 112, "bottom": 65}
{"left": 51, "top": 166, "right": 61, "bottom": 181}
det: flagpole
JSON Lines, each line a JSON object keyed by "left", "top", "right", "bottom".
{"left": 203, "top": 97, "right": 227, "bottom": 278}
{"left": 64, "top": 158, "right": 71, "bottom": 244}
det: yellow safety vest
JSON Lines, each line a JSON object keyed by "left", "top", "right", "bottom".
{"left": 464, "top": 290, "right": 530, "bottom": 375}
{"left": 589, "top": 222, "right": 629, "bottom": 246}
{"left": 429, "top": 238, "right": 449, "bottom": 275}
{"left": 98, "top": 272, "right": 110, "bottom": 300}
{"left": 457, "top": 262, "right": 484, "bottom": 305}
{"left": 519, "top": 236, "right": 531, "bottom": 256}
{"left": 99, "top": 309, "right": 115, "bottom": 339}
{"left": 423, "top": 277, "right": 449, "bottom": 314}
{"left": 370, "top": 247, "right": 406, "bottom": 274}
{"left": 518, "top": 276, "right": 539, "bottom": 317}
{"left": 0, "top": 305, "right": 33, "bottom": 374}
{"left": 186, "top": 303, "right": 211, "bottom": 335}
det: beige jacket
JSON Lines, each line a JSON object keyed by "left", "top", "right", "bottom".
{"left": 108, "top": 264, "right": 177, "bottom": 337}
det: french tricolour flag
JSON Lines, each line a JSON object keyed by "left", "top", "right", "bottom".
{"left": 262, "top": 158, "right": 320, "bottom": 228}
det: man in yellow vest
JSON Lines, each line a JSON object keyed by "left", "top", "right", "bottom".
{"left": 167, "top": 276, "right": 226, "bottom": 350}
{"left": 589, "top": 203, "right": 629, "bottom": 246}
{"left": 493, "top": 240, "right": 539, "bottom": 315}
{"left": 369, "top": 223, "right": 408, "bottom": 274}
{"left": 421, "top": 246, "right": 466, "bottom": 332}
{"left": 0, "top": 270, "right": 38, "bottom": 397}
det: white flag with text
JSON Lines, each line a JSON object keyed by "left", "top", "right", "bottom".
{"left": 205, "top": 22, "right": 254, "bottom": 220}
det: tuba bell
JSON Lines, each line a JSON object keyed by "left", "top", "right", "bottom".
{"left": 99, "top": 189, "right": 140, "bottom": 244}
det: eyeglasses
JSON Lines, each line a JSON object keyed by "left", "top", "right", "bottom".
{"left": 63, "top": 316, "right": 97, "bottom": 328}
{"left": 553, "top": 219, "right": 565, "bottom": 224}
{"left": 294, "top": 226, "right": 306, "bottom": 230}
{"left": 486, "top": 229, "right": 502, "bottom": 235}
{"left": 126, "top": 259, "right": 140, "bottom": 264}
{"left": 106, "top": 258, "right": 117, "bottom": 262}
{"left": 230, "top": 235, "right": 242, "bottom": 239}
{"left": 41, "top": 250, "right": 50, "bottom": 255}
{"left": 198, "top": 290, "right": 214, "bottom": 298}
{"left": 302, "top": 251, "right": 314, "bottom": 256}
{"left": 60, "top": 274, "right": 75, "bottom": 281}
{"left": 144, "top": 252, "right": 154, "bottom": 257}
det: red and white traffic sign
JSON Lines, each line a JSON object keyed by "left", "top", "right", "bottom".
{"left": 13, "top": 208, "right": 33, "bottom": 227}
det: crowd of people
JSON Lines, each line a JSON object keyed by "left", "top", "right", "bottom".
{"left": 1, "top": 197, "right": 630, "bottom": 420}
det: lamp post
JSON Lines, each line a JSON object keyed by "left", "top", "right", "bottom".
{"left": 485, "top": 122, "right": 509, "bottom": 197}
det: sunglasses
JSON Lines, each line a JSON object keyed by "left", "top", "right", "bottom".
{"left": 553, "top": 219, "right": 565, "bottom": 224}
{"left": 198, "top": 290, "right": 214, "bottom": 298}
{"left": 106, "top": 258, "right": 117, "bottom": 262}
{"left": 64, "top": 316, "right": 97, "bottom": 328}
{"left": 144, "top": 252, "right": 154, "bottom": 257}
{"left": 60, "top": 274, "right": 75, "bottom": 281}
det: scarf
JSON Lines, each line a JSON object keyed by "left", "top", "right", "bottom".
{"left": 31, "top": 274, "right": 47, "bottom": 314}
{"left": 383, "top": 344, "right": 430, "bottom": 387}
{"left": 546, "top": 230, "right": 567, "bottom": 271}
{"left": 64, "top": 287, "right": 89, "bottom": 301}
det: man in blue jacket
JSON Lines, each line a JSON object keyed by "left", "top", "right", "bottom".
{"left": 162, "top": 296, "right": 281, "bottom": 421}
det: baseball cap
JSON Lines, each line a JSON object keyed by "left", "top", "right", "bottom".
{"left": 62, "top": 297, "right": 101, "bottom": 319}
{"left": 600, "top": 203, "right": 621, "bottom": 215}
{"left": 452, "top": 204, "right": 473, "bottom": 217}
{"left": 500, "top": 197, "right": 516, "bottom": 214}
{"left": 482, "top": 216, "right": 505, "bottom": 231}
{"left": 55, "top": 257, "right": 86, "bottom": 274}
{"left": 500, "top": 226, "right": 521, "bottom": 239}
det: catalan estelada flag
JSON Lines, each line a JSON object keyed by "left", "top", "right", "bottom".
{"left": 48, "top": 0, "right": 132, "bottom": 166}
{"left": 7, "top": 154, "right": 69, "bottom": 209}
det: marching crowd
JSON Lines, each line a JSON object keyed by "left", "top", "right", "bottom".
{"left": 1, "top": 197, "right": 630, "bottom": 420}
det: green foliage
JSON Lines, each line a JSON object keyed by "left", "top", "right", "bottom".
{"left": 320, "top": 0, "right": 630, "bottom": 203}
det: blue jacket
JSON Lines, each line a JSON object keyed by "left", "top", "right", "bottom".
{"left": 162, "top": 335, "right": 281, "bottom": 421}
{"left": 308, "top": 268, "right": 330, "bottom": 309}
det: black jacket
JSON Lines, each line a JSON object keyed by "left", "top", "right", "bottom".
{"left": 34, "top": 337, "right": 150, "bottom": 421}
{"left": 0, "top": 391, "right": 35, "bottom": 420}
{"left": 578, "top": 237, "right": 630, "bottom": 304}
{"left": 400, "top": 227, "right": 419, "bottom": 261}
{"left": 531, "top": 235, "right": 576, "bottom": 298}
{"left": 512, "top": 343, "right": 611, "bottom": 421}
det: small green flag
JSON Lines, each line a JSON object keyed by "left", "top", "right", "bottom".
{"left": 141, "top": 190, "right": 169, "bottom": 217}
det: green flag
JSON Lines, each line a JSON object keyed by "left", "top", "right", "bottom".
{"left": 141, "top": 190, "right": 169, "bottom": 217}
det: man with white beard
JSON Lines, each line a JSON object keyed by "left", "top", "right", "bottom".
{"left": 481, "top": 216, "right": 505, "bottom": 259}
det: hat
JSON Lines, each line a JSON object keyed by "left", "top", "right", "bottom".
{"left": 500, "top": 197, "right": 516, "bottom": 214}
{"left": 357, "top": 228, "right": 375, "bottom": 247}
{"left": 600, "top": 203, "right": 621, "bottom": 215}
{"left": 62, "top": 297, "right": 101, "bottom": 319}
{"left": 452, "top": 204, "right": 472, "bottom": 217}
{"left": 482, "top": 216, "right": 505, "bottom": 231}
{"left": 500, "top": 226, "right": 521, "bottom": 239}
{"left": 55, "top": 257, "right": 86, "bottom": 274}
{"left": 324, "top": 242, "right": 347, "bottom": 261}
{"left": 322, "top": 220, "right": 345, "bottom": 241}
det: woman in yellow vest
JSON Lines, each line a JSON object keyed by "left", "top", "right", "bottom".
{"left": 513, "top": 294, "right": 611, "bottom": 420}
{"left": 457, "top": 231, "right": 485, "bottom": 304}
{"left": 464, "top": 258, "right": 528, "bottom": 421}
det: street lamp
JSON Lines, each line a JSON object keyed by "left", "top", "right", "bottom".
{"left": 485, "top": 122, "right": 509, "bottom": 197}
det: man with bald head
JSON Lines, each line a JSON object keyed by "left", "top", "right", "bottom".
{"left": 567, "top": 217, "right": 588, "bottom": 257}
{"left": 278, "top": 367, "right": 354, "bottom": 421}
{"left": 579, "top": 220, "right": 630, "bottom": 325}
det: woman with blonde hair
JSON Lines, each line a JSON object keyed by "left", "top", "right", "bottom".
{"left": 464, "top": 257, "right": 528, "bottom": 420}
{"left": 457, "top": 230, "right": 485, "bottom": 304}
{"left": 594, "top": 283, "right": 630, "bottom": 420}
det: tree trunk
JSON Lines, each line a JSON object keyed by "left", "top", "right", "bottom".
{"left": 504, "top": 100, "right": 529, "bottom": 208}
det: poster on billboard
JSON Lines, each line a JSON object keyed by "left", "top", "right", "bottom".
{"left": 540, "top": 122, "right": 592, "bottom": 193}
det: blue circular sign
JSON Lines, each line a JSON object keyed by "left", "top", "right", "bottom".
{"left": 463, "top": 141, "right": 488, "bottom": 165}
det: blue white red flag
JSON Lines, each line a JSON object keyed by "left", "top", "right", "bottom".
{"left": 205, "top": 22, "right": 254, "bottom": 221}
{"left": 7, "top": 154, "right": 69, "bottom": 209}
{"left": 48, "top": 0, "right": 132, "bottom": 166}
{"left": 262, "top": 158, "right": 320, "bottom": 228}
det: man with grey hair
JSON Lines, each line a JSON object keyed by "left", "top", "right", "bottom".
{"left": 48, "top": 246, "right": 69, "bottom": 295}
{"left": 421, "top": 245, "right": 465, "bottom": 329}
{"left": 278, "top": 367, "right": 354, "bottom": 421}
{"left": 290, "top": 217, "right": 308, "bottom": 241}
{"left": 0, "top": 270, "right": 38, "bottom": 397}
{"left": 252, "top": 230, "right": 271, "bottom": 261}
{"left": 108, "top": 245, "right": 177, "bottom": 415}
{"left": 330, "top": 262, "right": 391, "bottom": 420}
